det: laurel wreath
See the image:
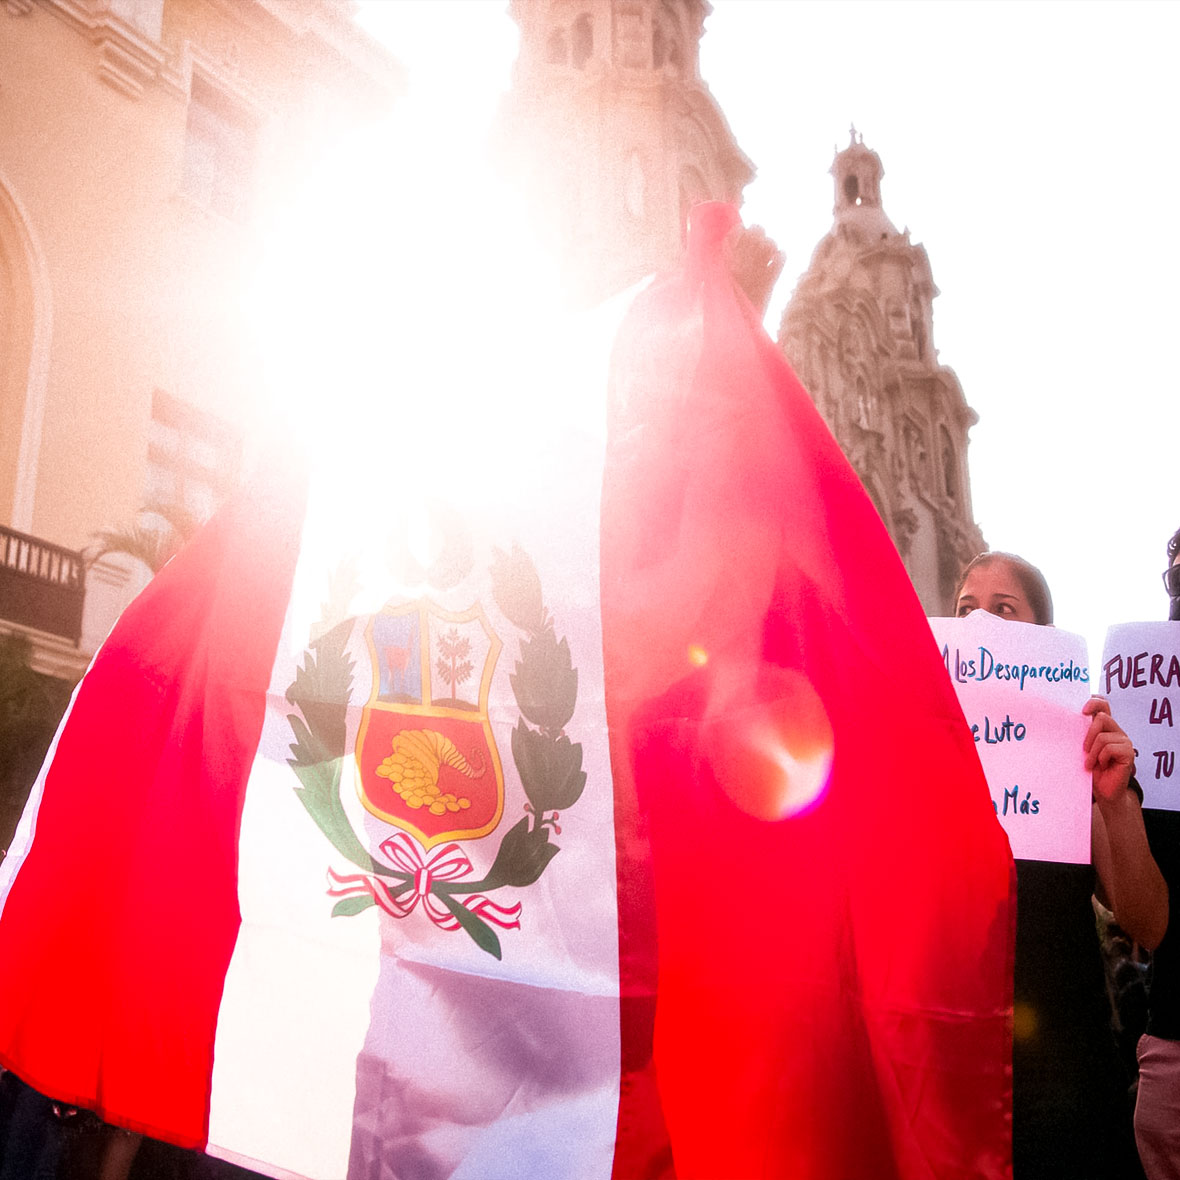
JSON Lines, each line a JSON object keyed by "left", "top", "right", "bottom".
{"left": 284, "top": 544, "right": 586, "bottom": 960}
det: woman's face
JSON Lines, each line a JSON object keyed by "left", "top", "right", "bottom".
{"left": 955, "top": 560, "right": 1039, "bottom": 623}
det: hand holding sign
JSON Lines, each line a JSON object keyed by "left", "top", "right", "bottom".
{"left": 1083, "top": 696, "right": 1136, "bottom": 804}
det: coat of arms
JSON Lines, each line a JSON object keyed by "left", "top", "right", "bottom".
{"left": 285, "top": 545, "right": 586, "bottom": 959}
{"left": 355, "top": 602, "right": 504, "bottom": 848}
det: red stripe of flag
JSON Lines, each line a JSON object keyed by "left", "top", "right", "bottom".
{"left": 602, "top": 203, "right": 1014, "bottom": 1179}
{"left": 0, "top": 460, "right": 306, "bottom": 1147}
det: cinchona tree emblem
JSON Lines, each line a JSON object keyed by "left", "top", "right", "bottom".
{"left": 285, "top": 544, "right": 586, "bottom": 960}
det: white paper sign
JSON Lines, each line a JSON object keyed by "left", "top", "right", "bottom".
{"left": 1100, "top": 622, "right": 1180, "bottom": 811}
{"left": 928, "top": 612, "right": 1092, "bottom": 864}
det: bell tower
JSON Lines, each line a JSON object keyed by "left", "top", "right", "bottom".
{"left": 778, "top": 130, "right": 984, "bottom": 614}
{"left": 832, "top": 127, "right": 884, "bottom": 216}
{"left": 495, "top": 0, "right": 754, "bottom": 302}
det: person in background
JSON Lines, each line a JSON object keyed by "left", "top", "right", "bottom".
{"left": 956, "top": 551, "right": 1167, "bottom": 1179}
{"left": 1169, "top": 529, "right": 1180, "bottom": 622}
{"left": 1134, "top": 527, "right": 1180, "bottom": 1180}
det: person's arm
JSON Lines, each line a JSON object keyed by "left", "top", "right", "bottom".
{"left": 1087, "top": 695, "right": 1169, "bottom": 949}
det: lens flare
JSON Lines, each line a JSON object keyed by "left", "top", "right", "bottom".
{"left": 704, "top": 668, "right": 834, "bottom": 821}
{"left": 239, "top": 80, "right": 638, "bottom": 636}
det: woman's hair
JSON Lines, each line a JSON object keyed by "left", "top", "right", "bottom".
{"left": 1168, "top": 527, "right": 1180, "bottom": 563}
{"left": 954, "top": 551, "right": 1054, "bottom": 626}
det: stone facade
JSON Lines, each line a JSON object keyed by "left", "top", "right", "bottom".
{"left": 495, "top": 0, "right": 753, "bottom": 303}
{"left": 778, "top": 131, "right": 984, "bottom": 615}
{"left": 0, "top": 0, "right": 401, "bottom": 671}
{"left": 499, "top": 7, "right": 983, "bottom": 613}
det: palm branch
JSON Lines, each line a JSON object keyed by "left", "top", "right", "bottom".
{"left": 86, "top": 502, "right": 205, "bottom": 575}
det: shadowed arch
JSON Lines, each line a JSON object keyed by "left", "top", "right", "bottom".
{"left": 0, "top": 168, "right": 53, "bottom": 533}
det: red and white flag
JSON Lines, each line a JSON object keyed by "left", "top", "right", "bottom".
{"left": 0, "top": 204, "right": 1013, "bottom": 1180}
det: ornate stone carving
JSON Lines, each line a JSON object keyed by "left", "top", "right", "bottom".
{"left": 902, "top": 418, "right": 930, "bottom": 497}
{"left": 95, "top": 31, "right": 166, "bottom": 99}
{"left": 777, "top": 133, "right": 984, "bottom": 615}
{"left": 498, "top": 0, "right": 755, "bottom": 302}
{"left": 36, "top": 0, "right": 167, "bottom": 99}
{"left": 892, "top": 506, "right": 920, "bottom": 558}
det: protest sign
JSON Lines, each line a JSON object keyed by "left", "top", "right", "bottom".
{"left": 928, "top": 612, "right": 1091, "bottom": 863}
{"left": 1101, "top": 623, "right": 1180, "bottom": 811}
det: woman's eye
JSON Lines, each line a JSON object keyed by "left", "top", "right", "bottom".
{"left": 996, "top": 603, "right": 1014, "bottom": 616}
{"left": 956, "top": 605, "right": 971, "bottom": 617}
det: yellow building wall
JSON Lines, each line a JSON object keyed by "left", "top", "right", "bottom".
{"left": 0, "top": 0, "right": 400, "bottom": 554}
{"left": 0, "top": 206, "right": 38, "bottom": 528}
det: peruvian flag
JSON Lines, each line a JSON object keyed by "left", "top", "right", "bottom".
{"left": 0, "top": 204, "right": 1013, "bottom": 1179}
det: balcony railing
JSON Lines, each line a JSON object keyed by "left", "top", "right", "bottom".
{"left": 0, "top": 525, "right": 85, "bottom": 644}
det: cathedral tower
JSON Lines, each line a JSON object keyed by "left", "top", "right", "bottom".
{"left": 778, "top": 130, "right": 984, "bottom": 614}
{"left": 495, "top": 0, "right": 754, "bottom": 302}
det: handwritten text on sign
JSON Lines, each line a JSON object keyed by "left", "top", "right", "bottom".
{"left": 928, "top": 612, "right": 1091, "bottom": 864}
{"left": 1101, "top": 623, "right": 1180, "bottom": 811}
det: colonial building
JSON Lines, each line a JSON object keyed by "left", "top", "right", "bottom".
{"left": 778, "top": 131, "right": 984, "bottom": 614}
{"left": 496, "top": 7, "right": 982, "bottom": 610}
{"left": 495, "top": 0, "right": 754, "bottom": 303}
{"left": 0, "top": 0, "right": 402, "bottom": 678}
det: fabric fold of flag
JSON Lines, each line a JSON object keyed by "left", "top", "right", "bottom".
{"left": 602, "top": 202, "right": 1014, "bottom": 1180}
{"left": 0, "top": 460, "right": 307, "bottom": 1147}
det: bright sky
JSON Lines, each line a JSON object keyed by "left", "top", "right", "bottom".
{"left": 352, "top": 0, "right": 1178, "bottom": 666}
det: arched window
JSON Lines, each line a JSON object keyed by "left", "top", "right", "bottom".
{"left": 904, "top": 421, "right": 928, "bottom": 488}
{"left": 940, "top": 426, "right": 957, "bottom": 499}
{"left": 856, "top": 375, "right": 874, "bottom": 427}
{"left": 678, "top": 165, "right": 708, "bottom": 244}
{"left": 911, "top": 297, "right": 927, "bottom": 361}
{"left": 886, "top": 298, "right": 908, "bottom": 340}
{"left": 571, "top": 13, "right": 593, "bottom": 69}
{"left": 0, "top": 171, "right": 51, "bottom": 533}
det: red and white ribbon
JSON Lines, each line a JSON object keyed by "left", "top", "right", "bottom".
{"left": 327, "top": 833, "right": 522, "bottom": 931}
